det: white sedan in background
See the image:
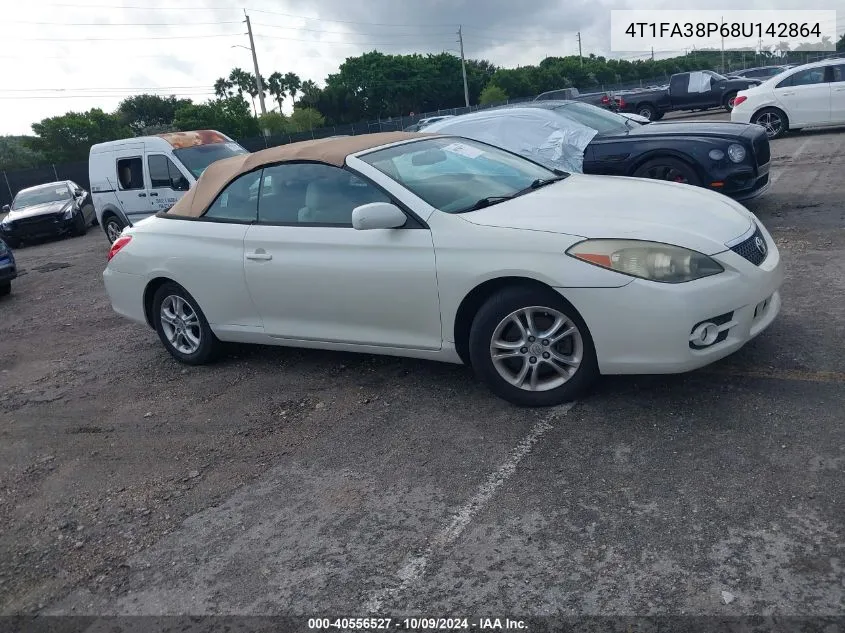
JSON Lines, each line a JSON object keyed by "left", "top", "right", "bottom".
{"left": 103, "top": 132, "right": 783, "bottom": 407}
{"left": 731, "top": 57, "right": 845, "bottom": 139}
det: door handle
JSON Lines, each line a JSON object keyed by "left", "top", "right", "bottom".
{"left": 150, "top": 192, "right": 159, "bottom": 196}
{"left": 138, "top": 193, "right": 147, "bottom": 197}
{"left": 245, "top": 251, "right": 272, "bottom": 261}
{"left": 782, "top": 92, "right": 795, "bottom": 96}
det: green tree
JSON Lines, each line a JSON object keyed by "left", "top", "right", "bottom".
{"left": 213, "top": 77, "right": 234, "bottom": 98}
{"left": 28, "top": 109, "right": 132, "bottom": 163}
{"left": 258, "top": 111, "right": 290, "bottom": 135}
{"left": 283, "top": 72, "right": 302, "bottom": 103}
{"left": 0, "top": 136, "right": 46, "bottom": 170}
{"left": 173, "top": 97, "right": 259, "bottom": 139}
{"left": 298, "top": 79, "right": 321, "bottom": 109}
{"left": 837, "top": 33, "right": 844, "bottom": 52}
{"left": 288, "top": 107, "right": 325, "bottom": 132}
{"left": 117, "top": 94, "right": 192, "bottom": 135}
{"left": 479, "top": 84, "right": 508, "bottom": 105}
{"left": 267, "top": 72, "right": 287, "bottom": 111}
{"left": 228, "top": 67, "right": 252, "bottom": 97}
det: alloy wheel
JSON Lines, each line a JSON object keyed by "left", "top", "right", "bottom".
{"left": 160, "top": 294, "right": 202, "bottom": 355}
{"left": 755, "top": 112, "right": 783, "bottom": 138}
{"left": 489, "top": 306, "right": 583, "bottom": 392}
{"left": 106, "top": 220, "right": 122, "bottom": 243}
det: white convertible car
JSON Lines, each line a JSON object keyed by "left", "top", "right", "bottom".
{"left": 103, "top": 131, "right": 783, "bottom": 406}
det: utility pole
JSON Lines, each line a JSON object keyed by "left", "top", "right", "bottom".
{"left": 244, "top": 11, "right": 267, "bottom": 116}
{"left": 577, "top": 31, "right": 583, "bottom": 66}
{"left": 720, "top": 15, "right": 725, "bottom": 72}
{"left": 458, "top": 25, "right": 469, "bottom": 107}
{"left": 651, "top": 46, "right": 654, "bottom": 61}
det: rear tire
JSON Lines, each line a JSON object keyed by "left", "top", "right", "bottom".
{"left": 103, "top": 214, "right": 125, "bottom": 244}
{"left": 724, "top": 92, "right": 738, "bottom": 112}
{"left": 0, "top": 282, "right": 10, "bottom": 297}
{"left": 637, "top": 103, "right": 658, "bottom": 120}
{"left": 4, "top": 237, "right": 21, "bottom": 249}
{"left": 152, "top": 281, "right": 221, "bottom": 365}
{"left": 468, "top": 286, "right": 599, "bottom": 407}
{"left": 752, "top": 107, "right": 789, "bottom": 140}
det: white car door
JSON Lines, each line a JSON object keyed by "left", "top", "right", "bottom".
{"left": 242, "top": 163, "right": 442, "bottom": 350}
{"left": 773, "top": 66, "right": 831, "bottom": 126}
{"left": 114, "top": 150, "right": 155, "bottom": 224}
{"left": 146, "top": 153, "right": 192, "bottom": 213}
{"left": 828, "top": 63, "right": 845, "bottom": 124}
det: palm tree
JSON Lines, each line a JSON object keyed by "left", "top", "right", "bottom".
{"left": 267, "top": 72, "right": 287, "bottom": 112}
{"left": 213, "top": 77, "right": 234, "bottom": 99}
{"left": 299, "top": 79, "right": 320, "bottom": 108}
{"left": 228, "top": 67, "right": 251, "bottom": 97}
{"left": 283, "top": 72, "right": 301, "bottom": 104}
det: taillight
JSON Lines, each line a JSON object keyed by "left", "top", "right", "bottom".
{"left": 601, "top": 95, "right": 610, "bottom": 104}
{"left": 108, "top": 235, "right": 132, "bottom": 261}
{"left": 733, "top": 95, "right": 747, "bottom": 107}
{"left": 617, "top": 97, "right": 626, "bottom": 108}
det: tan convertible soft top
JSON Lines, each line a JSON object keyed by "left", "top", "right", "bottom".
{"left": 166, "top": 131, "right": 431, "bottom": 218}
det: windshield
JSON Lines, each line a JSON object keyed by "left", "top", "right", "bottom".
{"left": 12, "top": 184, "right": 70, "bottom": 210}
{"left": 359, "top": 137, "right": 557, "bottom": 214}
{"left": 552, "top": 102, "right": 635, "bottom": 135}
{"left": 172, "top": 142, "right": 248, "bottom": 179}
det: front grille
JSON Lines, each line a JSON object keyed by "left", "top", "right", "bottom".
{"left": 752, "top": 133, "right": 770, "bottom": 166}
{"left": 729, "top": 225, "right": 768, "bottom": 266}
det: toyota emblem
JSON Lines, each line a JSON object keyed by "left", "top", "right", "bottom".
{"left": 754, "top": 236, "right": 767, "bottom": 256}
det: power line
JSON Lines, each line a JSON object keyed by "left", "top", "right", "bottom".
{"left": 5, "top": 32, "right": 243, "bottom": 41}
{"left": 5, "top": 19, "right": 242, "bottom": 26}
{"left": 253, "top": 22, "right": 454, "bottom": 37}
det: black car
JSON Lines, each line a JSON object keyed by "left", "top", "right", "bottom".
{"left": 424, "top": 100, "right": 771, "bottom": 201}
{"left": 727, "top": 65, "right": 792, "bottom": 80}
{"left": 617, "top": 70, "right": 762, "bottom": 120}
{"left": 0, "top": 237, "right": 17, "bottom": 296}
{"left": 0, "top": 180, "right": 96, "bottom": 248}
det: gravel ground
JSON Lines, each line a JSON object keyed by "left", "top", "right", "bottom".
{"left": 1, "top": 123, "right": 843, "bottom": 619}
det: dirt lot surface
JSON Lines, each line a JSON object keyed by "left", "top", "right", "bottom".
{"left": 1, "top": 123, "right": 844, "bottom": 620}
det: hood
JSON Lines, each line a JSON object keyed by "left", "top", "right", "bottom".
{"left": 617, "top": 120, "right": 754, "bottom": 139}
{"left": 459, "top": 174, "right": 754, "bottom": 255}
{"left": 7, "top": 200, "right": 71, "bottom": 220}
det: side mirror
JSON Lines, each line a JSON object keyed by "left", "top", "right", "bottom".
{"left": 1, "top": 205, "right": 9, "bottom": 213}
{"left": 74, "top": 188, "right": 84, "bottom": 197}
{"left": 351, "top": 202, "right": 407, "bottom": 230}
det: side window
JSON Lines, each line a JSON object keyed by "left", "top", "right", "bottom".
{"left": 148, "top": 155, "right": 190, "bottom": 191}
{"left": 257, "top": 163, "right": 391, "bottom": 226}
{"left": 831, "top": 64, "right": 845, "bottom": 83}
{"left": 203, "top": 170, "right": 261, "bottom": 222}
{"left": 669, "top": 74, "right": 689, "bottom": 95}
{"left": 777, "top": 68, "right": 826, "bottom": 88}
{"left": 116, "top": 157, "right": 144, "bottom": 190}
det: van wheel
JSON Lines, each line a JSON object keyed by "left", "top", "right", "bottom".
{"left": 103, "top": 214, "right": 125, "bottom": 243}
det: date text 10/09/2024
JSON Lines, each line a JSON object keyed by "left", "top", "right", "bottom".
{"left": 624, "top": 22, "right": 822, "bottom": 39}
{"left": 308, "top": 618, "right": 528, "bottom": 630}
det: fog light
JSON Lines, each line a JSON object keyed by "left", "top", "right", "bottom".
{"left": 708, "top": 149, "right": 725, "bottom": 161}
{"left": 690, "top": 322, "right": 720, "bottom": 347}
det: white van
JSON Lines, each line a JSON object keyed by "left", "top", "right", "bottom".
{"left": 88, "top": 130, "right": 248, "bottom": 243}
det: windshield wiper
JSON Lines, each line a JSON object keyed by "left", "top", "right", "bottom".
{"left": 461, "top": 195, "right": 515, "bottom": 212}
{"left": 459, "top": 175, "right": 569, "bottom": 213}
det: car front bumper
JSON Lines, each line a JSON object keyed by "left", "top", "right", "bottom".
{"left": 559, "top": 227, "right": 784, "bottom": 375}
{"left": 0, "top": 213, "right": 77, "bottom": 241}
{"left": 0, "top": 254, "right": 17, "bottom": 283}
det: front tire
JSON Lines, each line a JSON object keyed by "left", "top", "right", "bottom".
{"left": 468, "top": 286, "right": 598, "bottom": 407}
{"left": 632, "top": 157, "right": 701, "bottom": 187}
{"left": 4, "top": 237, "right": 21, "bottom": 249}
{"left": 103, "top": 214, "right": 125, "bottom": 244}
{"left": 152, "top": 282, "right": 221, "bottom": 365}
{"left": 0, "top": 282, "right": 10, "bottom": 297}
{"left": 752, "top": 107, "right": 788, "bottom": 139}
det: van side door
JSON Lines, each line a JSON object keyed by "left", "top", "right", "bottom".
{"left": 113, "top": 145, "right": 155, "bottom": 223}
{"left": 146, "top": 153, "right": 192, "bottom": 212}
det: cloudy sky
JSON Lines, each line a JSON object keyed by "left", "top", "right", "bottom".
{"left": 3, "top": 0, "right": 843, "bottom": 135}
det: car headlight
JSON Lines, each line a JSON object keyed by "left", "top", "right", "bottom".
{"left": 63, "top": 206, "right": 75, "bottom": 219}
{"left": 708, "top": 149, "right": 725, "bottom": 161}
{"left": 727, "top": 144, "right": 746, "bottom": 163}
{"left": 566, "top": 239, "right": 724, "bottom": 283}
